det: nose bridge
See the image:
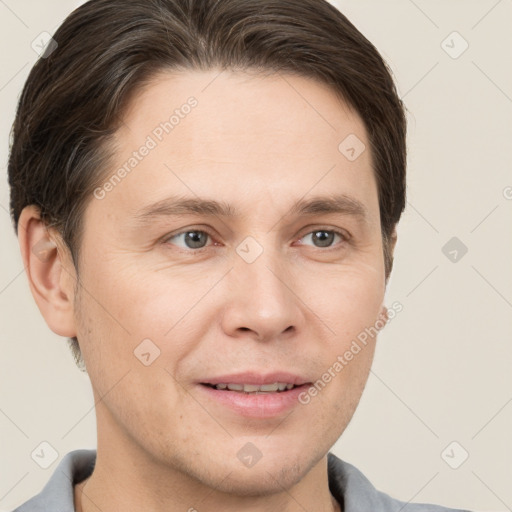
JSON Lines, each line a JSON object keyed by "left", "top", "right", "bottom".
{"left": 238, "top": 239, "right": 290, "bottom": 309}
{"left": 223, "top": 236, "right": 301, "bottom": 339}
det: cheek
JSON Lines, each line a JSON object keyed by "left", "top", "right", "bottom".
{"left": 305, "top": 264, "right": 385, "bottom": 339}
{"left": 79, "top": 256, "right": 198, "bottom": 337}
{"left": 299, "top": 265, "right": 383, "bottom": 409}
{"left": 74, "top": 260, "right": 216, "bottom": 383}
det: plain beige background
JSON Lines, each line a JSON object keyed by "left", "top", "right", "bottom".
{"left": 1, "top": 1, "right": 511, "bottom": 511}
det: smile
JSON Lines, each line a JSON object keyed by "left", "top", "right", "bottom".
{"left": 203, "top": 382, "right": 297, "bottom": 393}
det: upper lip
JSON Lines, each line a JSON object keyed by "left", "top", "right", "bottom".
{"left": 200, "top": 371, "right": 311, "bottom": 386}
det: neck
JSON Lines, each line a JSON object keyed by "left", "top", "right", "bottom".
{"left": 74, "top": 449, "right": 341, "bottom": 512}
{"left": 76, "top": 482, "right": 340, "bottom": 512}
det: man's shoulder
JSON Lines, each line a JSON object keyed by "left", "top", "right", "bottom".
{"left": 327, "top": 452, "right": 472, "bottom": 512}
{"left": 11, "top": 449, "right": 96, "bottom": 512}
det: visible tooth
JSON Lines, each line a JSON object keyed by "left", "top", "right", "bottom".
{"left": 243, "top": 384, "right": 260, "bottom": 392}
{"left": 216, "top": 382, "right": 295, "bottom": 393}
{"left": 260, "top": 383, "right": 280, "bottom": 392}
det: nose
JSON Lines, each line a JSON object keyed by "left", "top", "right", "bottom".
{"left": 220, "top": 246, "right": 305, "bottom": 342}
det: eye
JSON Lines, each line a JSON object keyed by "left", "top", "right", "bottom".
{"left": 164, "top": 229, "right": 213, "bottom": 250}
{"left": 298, "top": 228, "right": 347, "bottom": 249}
{"left": 162, "top": 227, "right": 348, "bottom": 252}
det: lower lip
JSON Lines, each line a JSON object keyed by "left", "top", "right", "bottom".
{"left": 198, "top": 384, "right": 311, "bottom": 418}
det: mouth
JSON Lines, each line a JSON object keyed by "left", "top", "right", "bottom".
{"left": 197, "top": 377, "right": 313, "bottom": 418}
{"left": 200, "top": 382, "right": 303, "bottom": 394}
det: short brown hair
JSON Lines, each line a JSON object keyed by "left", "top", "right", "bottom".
{"left": 8, "top": 0, "right": 407, "bottom": 370}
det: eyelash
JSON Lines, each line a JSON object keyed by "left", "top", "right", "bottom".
{"left": 161, "top": 226, "right": 350, "bottom": 253}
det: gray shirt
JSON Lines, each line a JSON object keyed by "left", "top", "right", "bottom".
{"left": 12, "top": 449, "right": 471, "bottom": 511}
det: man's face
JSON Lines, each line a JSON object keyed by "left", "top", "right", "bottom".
{"left": 73, "top": 69, "right": 386, "bottom": 493}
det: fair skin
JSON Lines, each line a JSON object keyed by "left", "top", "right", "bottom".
{"left": 19, "top": 69, "right": 396, "bottom": 512}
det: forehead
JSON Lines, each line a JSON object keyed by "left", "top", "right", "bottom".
{"left": 90, "top": 69, "right": 378, "bottom": 225}
{"left": 120, "top": 68, "right": 364, "bottom": 148}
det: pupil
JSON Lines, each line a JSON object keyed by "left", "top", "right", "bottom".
{"left": 185, "top": 231, "right": 207, "bottom": 249}
{"left": 314, "top": 230, "right": 333, "bottom": 247}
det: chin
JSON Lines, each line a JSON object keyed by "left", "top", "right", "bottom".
{"left": 208, "top": 460, "right": 308, "bottom": 497}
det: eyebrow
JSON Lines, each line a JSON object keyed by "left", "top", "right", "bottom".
{"left": 133, "top": 193, "right": 369, "bottom": 225}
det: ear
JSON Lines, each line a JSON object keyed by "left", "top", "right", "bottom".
{"left": 380, "top": 226, "right": 398, "bottom": 325}
{"left": 373, "top": 304, "right": 387, "bottom": 332}
{"left": 388, "top": 227, "right": 398, "bottom": 256}
{"left": 17, "top": 205, "right": 78, "bottom": 338}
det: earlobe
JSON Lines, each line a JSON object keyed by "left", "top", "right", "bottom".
{"left": 389, "top": 228, "right": 398, "bottom": 256}
{"left": 18, "top": 205, "right": 78, "bottom": 338}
